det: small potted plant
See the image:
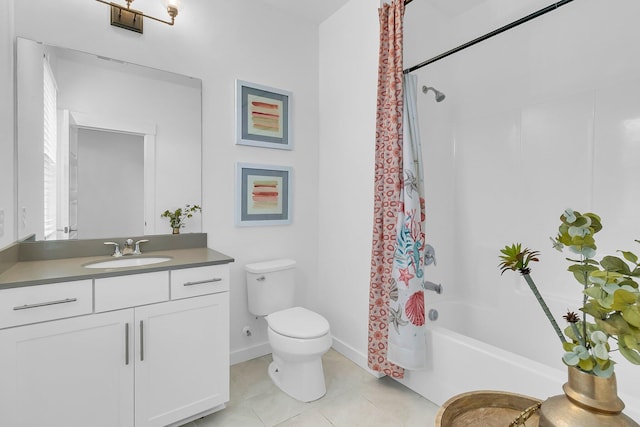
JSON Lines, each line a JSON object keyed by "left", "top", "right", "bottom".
{"left": 499, "top": 209, "right": 640, "bottom": 425}
{"left": 161, "top": 204, "right": 201, "bottom": 234}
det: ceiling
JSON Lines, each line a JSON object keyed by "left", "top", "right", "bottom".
{"left": 254, "top": 0, "right": 488, "bottom": 24}
{"left": 256, "top": 0, "right": 352, "bottom": 24}
{"left": 428, "top": 0, "right": 487, "bottom": 17}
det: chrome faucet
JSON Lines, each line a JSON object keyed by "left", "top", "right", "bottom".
{"left": 122, "top": 239, "right": 135, "bottom": 256}
{"left": 424, "top": 244, "right": 437, "bottom": 266}
{"left": 423, "top": 280, "right": 443, "bottom": 294}
{"left": 134, "top": 239, "right": 149, "bottom": 255}
{"left": 104, "top": 241, "right": 122, "bottom": 257}
{"left": 104, "top": 238, "right": 149, "bottom": 257}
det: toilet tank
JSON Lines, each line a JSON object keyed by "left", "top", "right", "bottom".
{"left": 245, "top": 259, "right": 296, "bottom": 316}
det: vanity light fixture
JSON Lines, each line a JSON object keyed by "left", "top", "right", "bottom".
{"left": 95, "top": 0, "right": 182, "bottom": 34}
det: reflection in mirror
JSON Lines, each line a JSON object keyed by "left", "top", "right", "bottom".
{"left": 76, "top": 128, "right": 144, "bottom": 239}
{"left": 16, "top": 37, "right": 202, "bottom": 241}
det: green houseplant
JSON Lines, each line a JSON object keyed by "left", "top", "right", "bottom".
{"left": 161, "top": 204, "right": 201, "bottom": 234}
{"left": 499, "top": 209, "right": 640, "bottom": 378}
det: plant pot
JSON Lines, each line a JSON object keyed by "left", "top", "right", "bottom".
{"left": 539, "top": 366, "right": 638, "bottom": 426}
{"left": 172, "top": 227, "right": 180, "bottom": 234}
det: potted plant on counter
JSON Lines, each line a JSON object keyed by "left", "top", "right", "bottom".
{"left": 161, "top": 204, "right": 201, "bottom": 234}
{"left": 499, "top": 209, "right": 639, "bottom": 426}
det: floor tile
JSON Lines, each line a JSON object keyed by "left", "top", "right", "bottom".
{"left": 190, "top": 348, "right": 440, "bottom": 427}
{"left": 243, "top": 386, "right": 307, "bottom": 427}
{"left": 360, "top": 376, "right": 440, "bottom": 426}
{"left": 274, "top": 409, "right": 334, "bottom": 426}
{"left": 317, "top": 393, "right": 401, "bottom": 427}
{"left": 229, "top": 354, "right": 276, "bottom": 402}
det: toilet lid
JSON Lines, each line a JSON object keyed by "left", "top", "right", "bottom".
{"left": 266, "top": 307, "right": 330, "bottom": 339}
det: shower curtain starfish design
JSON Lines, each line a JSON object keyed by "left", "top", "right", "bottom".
{"left": 387, "top": 74, "right": 427, "bottom": 369}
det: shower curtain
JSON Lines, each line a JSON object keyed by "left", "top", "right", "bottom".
{"left": 387, "top": 74, "right": 426, "bottom": 370}
{"left": 368, "top": 0, "right": 406, "bottom": 378}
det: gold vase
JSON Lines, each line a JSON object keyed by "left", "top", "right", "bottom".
{"left": 172, "top": 227, "right": 180, "bottom": 234}
{"left": 538, "top": 366, "right": 638, "bottom": 427}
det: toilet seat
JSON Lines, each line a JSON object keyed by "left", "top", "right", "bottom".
{"left": 267, "top": 307, "right": 330, "bottom": 339}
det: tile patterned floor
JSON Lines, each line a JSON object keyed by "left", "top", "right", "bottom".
{"left": 184, "top": 349, "right": 440, "bottom": 427}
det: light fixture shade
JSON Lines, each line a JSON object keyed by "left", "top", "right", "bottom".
{"left": 162, "top": 0, "right": 182, "bottom": 11}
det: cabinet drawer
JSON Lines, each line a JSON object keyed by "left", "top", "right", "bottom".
{"left": 171, "top": 264, "right": 229, "bottom": 300}
{"left": 0, "top": 280, "right": 93, "bottom": 329}
{"left": 95, "top": 271, "right": 169, "bottom": 313}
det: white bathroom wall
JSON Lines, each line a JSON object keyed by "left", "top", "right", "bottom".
{"left": 8, "top": 0, "right": 320, "bottom": 361}
{"left": 0, "top": 0, "right": 15, "bottom": 248}
{"left": 316, "top": 0, "right": 379, "bottom": 367}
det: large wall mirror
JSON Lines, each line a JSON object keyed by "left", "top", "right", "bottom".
{"left": 16, "top": 38, "right": 202, "bottom": 241}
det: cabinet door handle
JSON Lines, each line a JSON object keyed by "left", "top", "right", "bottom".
{"left": 183, "top": 278, "right": 223, "bottom": 287}
{"left": 125, "top": 323, "right": 130, "bottom": 366}
{"left": 13, "top": 298, "right": 77, "bottom": 311}
{"left": 140, "top": 320, "right": 144, "bottom": 361}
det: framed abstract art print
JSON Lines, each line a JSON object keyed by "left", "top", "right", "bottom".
{"left": 235, "top": 80, "right": 292, "bottom": 150}
{"left": 235, "top": 163, "right": 292, "bottom": 226}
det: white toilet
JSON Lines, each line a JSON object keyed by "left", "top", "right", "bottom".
{"left": 245, "top": 259, "right": 332, "bottom": 402}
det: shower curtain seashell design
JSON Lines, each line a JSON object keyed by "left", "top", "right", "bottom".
{"left": 388, "top": 74, "right": 426, "bottom": 370}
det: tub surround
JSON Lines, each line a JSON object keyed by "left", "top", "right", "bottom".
{"left": 0, "top": 233, "right": 234, "bottom": 289}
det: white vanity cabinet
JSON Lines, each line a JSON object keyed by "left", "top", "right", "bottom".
{"left": 135, "top": 292, "right": 229, "bottom": 427}
{"left": 0, "top": 263, "right": 230, "bottom": 427}
{"left": 0, "top": 308, "right": 135, "bottom": 427}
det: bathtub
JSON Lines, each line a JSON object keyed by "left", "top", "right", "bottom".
{"left": 395, "top": 299, "right": 640, "bottom": 421}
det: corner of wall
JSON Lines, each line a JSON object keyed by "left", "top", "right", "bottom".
{"left": 0, "top": 0, "right": 16, "bottom": 248}
{"left": 317, "top": 0, "right": 380, "bottom": 370}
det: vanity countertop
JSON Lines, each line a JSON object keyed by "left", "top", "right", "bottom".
{"left": 0, "top": 247, "right": 234, "bottom": 290}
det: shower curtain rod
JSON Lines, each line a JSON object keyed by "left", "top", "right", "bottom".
{"left": 403, "top": 0, "right": 575, "bottom": 74}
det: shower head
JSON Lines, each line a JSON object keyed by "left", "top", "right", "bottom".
{"left": 422, "top": 85, "right": 446, "bottom": 102}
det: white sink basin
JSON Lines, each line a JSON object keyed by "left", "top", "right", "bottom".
{"left": 84, "top": 256, "right": 172, "bottom": 269}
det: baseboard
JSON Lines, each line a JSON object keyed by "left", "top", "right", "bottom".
{"left": 230, "top": 342, "right": 271, "bottom": 365}
{"left": 229, "top": 337, "right": 383, "bottom": 380}
{"left": 331, "top": 336, "right": 384, "bottom": 378}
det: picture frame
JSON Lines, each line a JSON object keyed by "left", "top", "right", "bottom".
{"left": 235, "top": 163, "right": 293, "bottom": 226}
{"left": 235, "top": 80, "right": 292, "bottom": 150}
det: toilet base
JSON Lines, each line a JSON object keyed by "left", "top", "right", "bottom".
{"left": 268, "top": 355, "right": 327, "bottom": 402}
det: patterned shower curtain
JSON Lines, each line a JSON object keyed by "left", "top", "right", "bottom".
{"left": 387, "top": 74, "right": 426, "bottom": 370}
{"left": 368, "top": 0, "right": 406, "bottom": 378}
